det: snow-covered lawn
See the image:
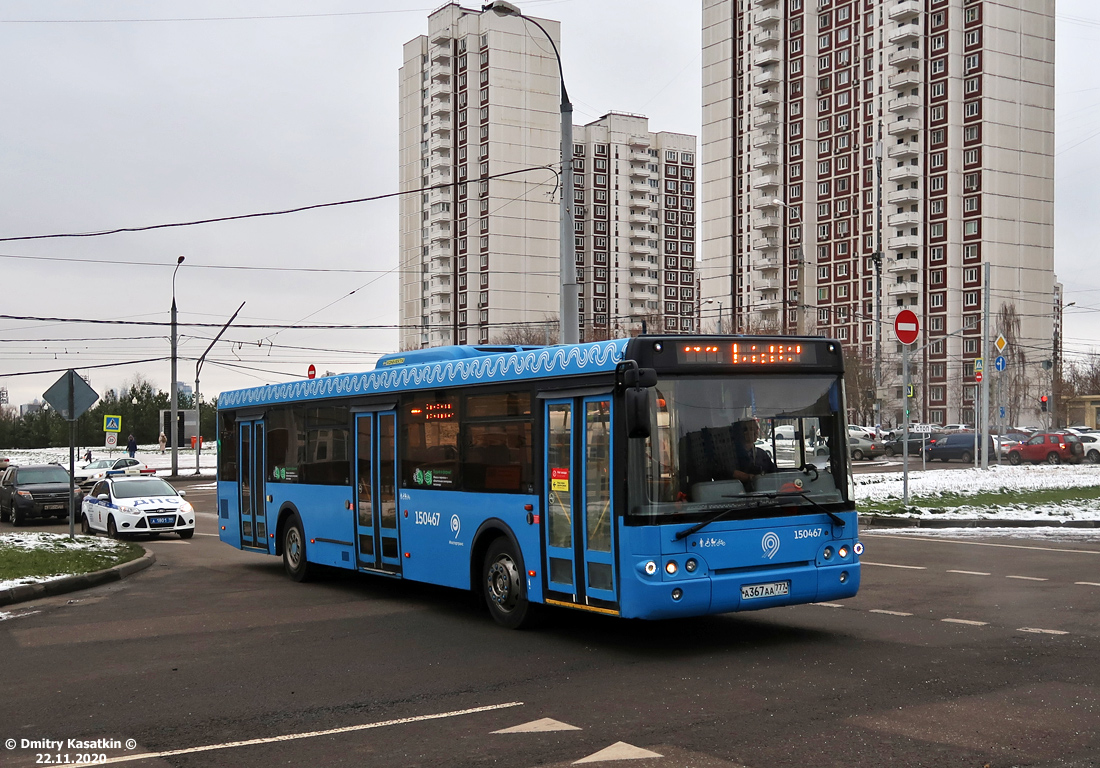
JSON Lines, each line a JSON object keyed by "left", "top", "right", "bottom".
{"left": 0, "top": 532, "right": 136, "bottom": 591}
{"left": 854, "top": 464, "right": 1100, "bottom": 521}
{"left": 0, "top": 444, "right": 218, "bottom": 474}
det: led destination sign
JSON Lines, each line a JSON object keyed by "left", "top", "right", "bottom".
{"left": 676, "top": 342, "right": 808, "bottom": 365}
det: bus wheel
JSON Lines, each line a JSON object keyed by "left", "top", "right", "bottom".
{"left": 483, "top": 538, "right": 534, "bottom": 629}
{"left": 282, "top": 513, "right": 312, "bottom": 582}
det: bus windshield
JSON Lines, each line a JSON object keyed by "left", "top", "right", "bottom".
{"left": 629, "top": 374, "right": 848, "bottom": 518}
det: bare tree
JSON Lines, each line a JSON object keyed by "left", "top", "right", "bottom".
{"left": 492, "top": 316, "right": 559, "bottom": 346}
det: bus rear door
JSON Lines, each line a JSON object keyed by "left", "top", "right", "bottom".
{"left": 353, "top": 410, "right": 402, "bottom": 574}
{"left": 543, "top": 396, "right": 617, "bottom": 613}
{"left": 238, "top": 420, "right": 268, "bottom": 550}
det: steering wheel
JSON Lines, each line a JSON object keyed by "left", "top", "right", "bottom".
{"left": 799, "top": 463, "right": 819, "bottom": 482}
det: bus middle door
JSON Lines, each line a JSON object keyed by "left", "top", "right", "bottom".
{"left": 238, "top": 420, "right": 268, "bottom": 550}
{"left": 543, "top": 396, "right": 617, "bottom": 613}
{"left": 353, "top": 410, "right": 402, "bottom": 574}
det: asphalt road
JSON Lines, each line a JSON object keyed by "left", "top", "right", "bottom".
{"left": 2, "top": 479, "right": 1098, "bottom": 767}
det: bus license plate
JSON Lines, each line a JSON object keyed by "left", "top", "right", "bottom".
{"left": 741, "top": 581, "right": 790, "bottom": 600}
{"left": 151, "top": 516, "right": 175, "bottom": 526}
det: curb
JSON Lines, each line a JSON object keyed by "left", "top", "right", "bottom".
{"left": 859, "top": 515, "right": 1099, "bottom": 529}
{"left": 0, "top": 547, "right": 156, "bottom": 608}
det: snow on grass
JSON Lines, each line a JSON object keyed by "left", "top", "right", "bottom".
{"left": 0, "top": 444, "right": 218, "bottom": 475}
{"left": 0, "top": 532, "right": 135, "bottom": 591}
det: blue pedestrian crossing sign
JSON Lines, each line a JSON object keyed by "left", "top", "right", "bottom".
{"left": 104, "top": 415, "right": 122, "bottom": 433}
{"left": 995, "top": 355, "right": 1007, "bottom": 372}
{"left": 1000, "top": 406, "right": 1006, "bottom": 419}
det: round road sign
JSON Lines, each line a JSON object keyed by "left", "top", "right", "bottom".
{"left": 894, "top": 309, "right": 920, "bottom": 345}
{"left": 975, "top": 370, "right": 983, "bottom": 383}
{"left": 307, "top": 364, "right": 316, "bottom": 380}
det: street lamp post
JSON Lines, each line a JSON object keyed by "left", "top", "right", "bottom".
{"left": 703, "top": 299, "right": 723, "bottom": 334}
{"left": 170, "top": 255, "right": 184, "bottom": 477}
{"left": 484, "top": 1, "right": 577, "bottom": 344}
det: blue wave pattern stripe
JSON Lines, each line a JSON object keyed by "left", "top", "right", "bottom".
{"left": 218, "top": 340, "right": 629, "bottom": 409}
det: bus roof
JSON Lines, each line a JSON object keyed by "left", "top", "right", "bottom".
{"left": 217, "top": 339, "right": 629, "bottom": 410}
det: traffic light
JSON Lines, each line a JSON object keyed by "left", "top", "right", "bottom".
{"left": 1040, "top": 395, "right": 1049, "bottom": 412}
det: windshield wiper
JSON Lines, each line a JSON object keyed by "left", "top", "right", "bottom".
{"left": 673, "top": 492, "right": 846, "bottom": 541}
{"left": 673, "top": 497, "right": 788, "bottom": 540}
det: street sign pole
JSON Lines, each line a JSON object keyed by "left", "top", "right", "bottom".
{"left": 980, "top": 261, "right": 991, "bottom": 470}
{"left": 43, "top": 370, "right": 99, "bottom": 539}
{"left": 902, "top": 342, "right": 909, "bottom": 507}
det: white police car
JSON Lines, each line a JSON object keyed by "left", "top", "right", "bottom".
{"left": 73, "top": 457, "right": 154, "bottom": 490}
{"left": 80, "top": 476, "right": 195, "bottom": 539}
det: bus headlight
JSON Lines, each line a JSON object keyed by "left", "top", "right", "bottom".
{"left": 671, "top": 588, "right": 683, "bottom": 601}
{"left": 823, "top": 546, "right": 833, "bottom": 560}
{"left": 644, "top": 561, "right": 658, "bottom": 576}
{"left": 685, "top": 558, "right": 698, "bottom": 573}
{"left": 838, "top": 546, "right": 849, "bottom": 559}
{"left": 665, "top": 560, "right": 678, "bottom": 575}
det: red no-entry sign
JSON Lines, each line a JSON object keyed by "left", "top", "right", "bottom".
{"left": 307, "top": 364, "right": 316, "bottom": 380}
{"left": 894, "top": 310, "right": 919, "bottom": 345}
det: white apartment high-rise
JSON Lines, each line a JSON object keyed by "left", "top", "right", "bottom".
{"left": 400, "top": 8, "right": 699, "bottom": 348}
{"left": 701, "top": 0, "right": 1056, "bottom": 427}
{"left": 573, "top": 113, "right": 698, "bottom": 339}
{"left": 399, "top": 4, "right": 560, "bottom": 349}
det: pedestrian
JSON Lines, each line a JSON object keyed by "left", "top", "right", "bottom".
{"left": 127, "top": 433, "right": 137, "bottom": 459}
{"left": 83, "top": 449, "right": 92, "bottom": 463}
{"left": 158, "top": 431, "right": 167, "bottom": 454}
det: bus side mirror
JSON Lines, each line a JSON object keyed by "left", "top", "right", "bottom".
{"left": 625, "top": 387, "right": 651, "bottom": 439}
{"left": 620, "top": 366, "right": 657, "bottom": 388}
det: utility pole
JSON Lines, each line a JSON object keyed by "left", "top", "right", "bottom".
{"left": 873, "top": 124, "right": 884, "bottom": 430}
{"left": 980, "top": 261, "right": 991, "bottom": 469}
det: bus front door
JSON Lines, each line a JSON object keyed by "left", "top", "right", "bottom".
{"left": 238, "top": 420, "right": 267, "bottom": 550}
{"left": 353, "top": 411, "right": 402, "bottom": 574}
{"left": 543, "top": 397, "right": 618, "bottom": 612}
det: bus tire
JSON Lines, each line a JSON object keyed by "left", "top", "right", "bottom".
{"left": 483, "top": 537, "right": 535, "bottom": 629}
{"left": 282, "top": 513, "right": 312, "bottom": 582}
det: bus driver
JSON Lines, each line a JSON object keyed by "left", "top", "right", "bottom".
{"left": 731, "top": 418, "right": 777, "bottom": 490}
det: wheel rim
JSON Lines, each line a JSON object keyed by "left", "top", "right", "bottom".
{"left": 108, "top": 518, "right": 116, "bottom": 537}
{"left": 853, "top": 450, "right": 863, "bottom": 460}
{"left": 486, "top": 553, "right": 520, "bottom": 614}
{"left": 1048, "top": 453, "right": 1060, "bottom": 465}
{"left": 286, "top": 527, "right": 303, "bottom": 569}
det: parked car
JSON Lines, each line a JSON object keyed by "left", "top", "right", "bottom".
{"left": 1007, "top": 432, "right": 1085, "bottom": 465}
{"left": 0, "top": 464, "right": 83, "bottom": 526}
{"left": 941, "top": 423, "right": 971, "bottom": 432}
{"left": 848, "top": 435, "right": 886, "bottom": 461}
{"left": 0, "top": 457, "right": 10, "bottom": 471}
{"left": 1077, "top": 434, "right": 1100, "bottom": 463}
{"left": 73, "top": 457, "right": 154, "bottom": 489}
{"left": 923, "top": 433, "right": 994, "bottom": 463}
{"left": 81, "top": 476, "right": 195, "bottom": 539}
{"left": 884, "top": 432, "right": 944, "bottom": 457}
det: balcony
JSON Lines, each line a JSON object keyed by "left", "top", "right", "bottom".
{"left": 753, "top": 28, "right": 780, "bottom": 47}
{"left": 754, "top": 255, "right": 780, "bottom": 272}
{"left": 756, "top": 89, "right": 781, "bottom": 107}
{"left": 429, "top": 98, "right": 451, "bottom": 119}
{"left": 889, "top": 22, "right": 921, "bottom": 45}
{"left": 889, "top": 0, "right": 921, "bottom": 21}
{"left": 887, "top": 211, "right": 921, "bottom": 228}
{"left": 755, "top": 110, "right": 780, "bottom": 128}
{"left": 756, "top": 47, "right": 780, "bottom": 67}
{"left": 754, "top": 0, "right": 778, "bottom": 7}
{"left": 630, "top": 182, "right": 651, "bottom": 194}
{"left": 888, "top": 281, "right": 920, "bottom": 297}
{"left": 888, "top": 94, "right": 922, "bottom": 113}
{"left": 756, "top": 7, "right": 780, "bottom": 26}
{"left": 887, "top": 117, "right": 921, "bottom": 135}
{"left": 753, "top": 131, "right": 780, "bottom": 148}
{"left": 888, "top": 46, "right": 921, "bottom": 67}
{"left": 752, "top": 153, "right": 780, "bottom": 171}
{"left": 755, "top": 278, "right": 780, "bottom": 292}
{"left": 752, "top": 215, "right": 781, "bottom": 230}
{"left": 429, "top": 117, "right": 451, "bottom": 136}
{"left": 630, "top": 151, "right": 650, "bottom": 163}
{"left": 429, "top": 80, "right": 451, "bottom": 100}
{"left": 888, "top": 187, "right": 921, "bottom": 204}
{"left": 429, "top": 168, "right": 452, "bottom": 188}
{"left": 628, "top": 134, "right": 651, "bottom": 148}
{"left": 628, "top": 163, "right": 649, "bottom": 178}
{"left": 430, "top": 60, "right": 452, "bottom": 82}
{"left": 888, "top": 164, "right": 921, "bottom": 182}
{"left": 888, "top": 235, "right": 921, "bottom": 250}
{"left": 889, "top": 256, "right": 921, "bottom": 273}
{"left": 888, "top": 70, "right": 921, "bottom": 91}
{"left": 752, "top": 174, "right": 780, "bottom": 190}
{"left": 429, "top": 221, "right": 451, "bottom": 243}
{"left": 629, "top": 213, "right": 650, "bottom": 225}
{"left": 430, "top": 45, "right": 450, "bottom": 64}
{"left": 429, "top": 152, "right": 452, "bottom": 174}
{"left": 752, "top": 195, "right": 780, "bottom": 213}
{"left": 428, "top": 133, "right": 451, "bottom": 154}
{"left": 754, "top": 68, "right": 781, "bottom": 88}
{"left": 888, "top": 140, "right": 920, "bottom": 159}
{"left": 753, "top": 236, "right": 780, "bottom": 251}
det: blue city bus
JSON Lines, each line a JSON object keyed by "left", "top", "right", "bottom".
{"left": 216, "top": 336, "right": 862, "bottom": 628}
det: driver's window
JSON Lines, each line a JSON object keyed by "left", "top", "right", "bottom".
{"left": 1028, "top": 435, "right": 1044, "bottom": 445}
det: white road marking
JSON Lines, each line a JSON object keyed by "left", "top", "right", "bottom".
{"left": 1006, "top": 575, "right": 1048, "bottom": 581}
{"left": 861, "top": 561, "right": 926, "bottom": 569}
{"left": 942, "top": 618, "right": 988, "bottom": 626}
{"left": 862, "top": 533, "right": 1100, "bottom": 556}
{"left": 1018, "top": 627, "right": 1069, "bottom": 635}
{"left": 494, "top": 718, "right": 581, "bottom": 734}
{"left": 574, "top": 742, "right": 663, "bottom": 764}
{"left": 869, "top": 609, "right": 913, "bottom": 616}
{"left": 1076, "top": 581, "right": 1100, "bottom": 587}
{"left": 813, "top": 602, "right": 845, "bottom": 608}
{"left": 947, "top": 570, "right": 990, "bottom": 576}
{"left": 95, "top": 702, "right": 523, "bottom": 764}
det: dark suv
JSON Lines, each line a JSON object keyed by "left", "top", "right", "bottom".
{"left": 923, "top": 433, "right": 994, "bottom": 463}
{"left": 0, "top": 464, "right": 83, "bottom": 526}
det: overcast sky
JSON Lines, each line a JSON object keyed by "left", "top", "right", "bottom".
{"left": 1, "top": 0, "right": 1097, "bottom": 415}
